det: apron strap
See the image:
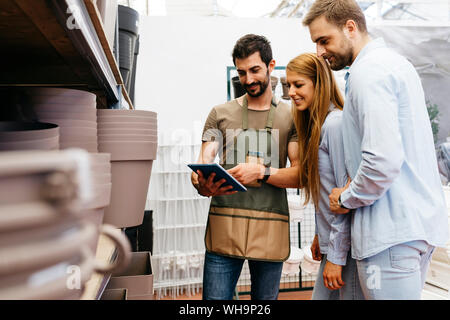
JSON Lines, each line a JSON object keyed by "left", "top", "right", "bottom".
{"left": 242, "top": 94, "right": 278, "bottom": 131}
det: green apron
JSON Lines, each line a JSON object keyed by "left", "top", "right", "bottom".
{"left": 205, "top": 95, "right": 290, "bottom": 262}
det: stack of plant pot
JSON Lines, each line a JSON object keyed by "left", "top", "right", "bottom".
{"left": 85, "top": 153, "right": 112, "bottom": 253}
{"left": 118, "top": 5, "right": 140, "bottom": 93}
{"left": 280, "top": 76, "right": 290, "bottom": 100}
{"left": 0, "top": 122, "right": 59, "bottom": 151}
{"left": 0, "top": 150, "right": 131, "bottom": 300}
{"left": 271, "top": 76, "right": 278, "bottom": 92}
{"left": 97, "top": 109, "right": 157, "bottom": 229}
{"left": 26, "top": 88, "right": 98, "bottom": 153}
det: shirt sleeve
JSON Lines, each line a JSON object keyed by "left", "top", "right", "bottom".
{"left": 288, "top": 121, "right": 298, "bottom": 143}
{"left": 340, "top": 72, "right": 405, "bottom": 209}
{"left": 324, "top": 114, "right": 351, "bottom": 266}
{"left": 202, "top": 108, "right": 220, "bottom": 142}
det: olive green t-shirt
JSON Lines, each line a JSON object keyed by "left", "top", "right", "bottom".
{"left": 202, "top": 98, "right": 298, "bottom": 169}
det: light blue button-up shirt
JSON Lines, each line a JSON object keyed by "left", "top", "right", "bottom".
{"left": 340, "top": 37, "right": 449, "bottom": 260}
{"left": 316, "top": 107, "right": 351, "bottom": 266}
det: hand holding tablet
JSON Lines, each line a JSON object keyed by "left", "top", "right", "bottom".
{"left": 188, "top": 163, "right": 247, "bottom": 193}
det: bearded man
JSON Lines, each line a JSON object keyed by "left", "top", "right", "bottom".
{"left": 191, "top": 34, "right": 300, "bottom": 300}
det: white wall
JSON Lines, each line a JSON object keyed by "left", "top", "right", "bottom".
{"left": 134, "top": 16, "right": 316, "bottom": 145}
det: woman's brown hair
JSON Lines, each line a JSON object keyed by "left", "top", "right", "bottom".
{"left": 287, "top": 53, "right": 344, "bottom": 207}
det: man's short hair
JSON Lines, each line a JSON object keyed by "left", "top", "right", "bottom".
{"left": 232, "top": 34, "right": 273, "bottom": 67}
{"left": 303, "top": 0, "right": 368, "bottom": 34}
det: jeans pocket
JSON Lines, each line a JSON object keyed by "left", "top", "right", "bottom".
{"left": 389, "top": 244, "right": 421, "bottom": 272}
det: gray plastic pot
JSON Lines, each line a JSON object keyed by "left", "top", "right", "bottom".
{"left": 0, "top": 122, "right": 59, "bottom": 142}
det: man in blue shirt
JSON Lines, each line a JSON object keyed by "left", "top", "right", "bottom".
{"left": 303, "top": 0, "right": 449, "bottom": 299}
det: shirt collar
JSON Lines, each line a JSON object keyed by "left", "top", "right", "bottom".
{"left": 347, "top": 37, "right": 386, "bottom": 76}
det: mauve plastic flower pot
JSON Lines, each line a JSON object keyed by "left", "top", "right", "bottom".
{"left": 91, "top": 164, "right": 111, "bottom": 174}
{"left": 0, "top": 221, "right": 93, "bottom": 271}
{"left": 60, "top": 142, "right": 98, "bottom": 153}
{"left": 107, "top": 252, "right": 153, "bottom": 299}
{"left": 98, "top": 134, "right": 157, "bottom": 142}
{"left": 32, "top": 103, "right": 96, "bottom": 113}
{"left": 0, "top": 136, "right": 59, "bottom": 151}
{"left": 34, "top": 111, "right": 97, "bottom": 122}
{"left": 100, "top": 288, "right": 128, "bottom": 300}
{"left": 59, "top": 127, "right": 97, "bottom": 137}
{"left": 97, "top": 128, "right": 157, "bottom": 136}
{"left": 60, "top": 134, "right": 97, "bottom": 143}
{"left": 97, "top": 128, "right": 158, "bottom": 136}
{"left": 89, "top": 153, "right": 110, "bottom": 164}
{"left": 98, "top": 141, "right": 157, "bottom": 161}
{"left": 37, "top": 119, "right": 97, "bottom": 129}
{"left": 0, "top": 122, "right": 59, "bottom": 142}
{"left": 0, "top": 249, "right": 90, "bottom": 300}
{"left": 87, "top": 183, "right": 112, "bottom": 210}
{"left": 84, "top": 208, "right": 106, "bottom": 254}
{"left": 29, "top": 95, "right": 96, "bottom": 106}
{"left": 0, "top": 223, "right": 131, "bottom": 300}
{"left": 97, "top": 109, "right": 156, "bottom": 118}
{"left": 97, "top": 122, "right": 157, "bottom": 130}
{"left": 92, "top": 174, "right": 112, "bottom": 184}
{"left": 97, "top": 116, "right": 157, "bottom": 124}
{"left": 103, "top": 160, "right": 153, "bottom": 228}
{"left": 25, "top": 87, "right": 97, "bottom": 99}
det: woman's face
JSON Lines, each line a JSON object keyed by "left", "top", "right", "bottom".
{"left": 286, "top": 69, "right": 315, "bottom": 111}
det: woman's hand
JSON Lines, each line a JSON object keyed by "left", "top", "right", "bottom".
{"left": 323, "top": 260, "right": 345, "bottom": 291}
{"left": 311, "top": 234, "right": 322, "bottom": 261}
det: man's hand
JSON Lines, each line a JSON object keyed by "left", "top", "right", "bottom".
{"left": 329, "top": 178, "right": 351, "bottom": 214}
{"left": 311, "top": 234, "right": 322, "bottom": 261}
{"left": 195, "top": 170, "right": 237, "bottom": 197}
{"left": 227, "top": 163, "right": 265, "bottom": 185}
{"left": 323, "top": 260, "right": 345, "bottom": 291}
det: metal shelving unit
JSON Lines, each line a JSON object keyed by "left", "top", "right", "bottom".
{"left": 0, "top": 0, "right": 135, "bottom": 299}
{"left": 0, "top": 0, "right": 133, "bottom": 109}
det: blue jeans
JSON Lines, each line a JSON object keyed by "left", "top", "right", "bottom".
{"left": 202, "top": 251, "right": 283, "bottom": 300}
{"left": 356, "top": 240, "right": 435, "bottom": 300}
{"left": 312, "top": 252, "right": 365, "bottom": 300}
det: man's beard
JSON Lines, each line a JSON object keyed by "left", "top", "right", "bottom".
{"left": 325, "top": 40, "right": 354, "bottom": 71}
{"left": 244, "top": 71, "right": 270, "bottom": 97}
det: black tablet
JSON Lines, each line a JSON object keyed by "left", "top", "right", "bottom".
{"left": 188, "top": 163, "right": 247, "bottom": 192}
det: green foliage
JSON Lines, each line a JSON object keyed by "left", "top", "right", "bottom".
{"left": 426, "top": 101, "right": 439, "bottom": 143}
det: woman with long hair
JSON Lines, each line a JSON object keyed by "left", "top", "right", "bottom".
{"left": 286, "top": 53, "right": 363, "bottom": 299}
